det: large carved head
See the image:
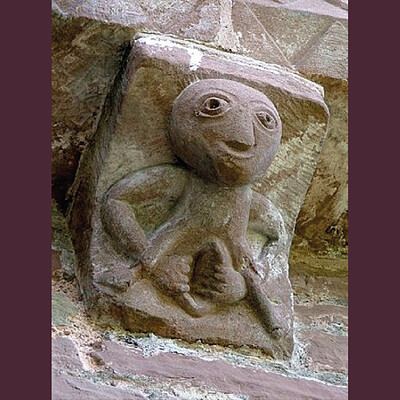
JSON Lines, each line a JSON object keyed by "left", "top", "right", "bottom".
{"left": 169, "top": 79, "right": 282, "bottom": 186}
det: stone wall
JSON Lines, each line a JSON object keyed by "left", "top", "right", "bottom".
{"left": 52, "top": 1, "right": 348, "bottom": 398}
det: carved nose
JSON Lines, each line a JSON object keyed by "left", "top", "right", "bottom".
{"left": 224, "top": 140, "right": 252, "bottom": 152}
{"left": 223, "top": 114, "right": 256, "bottom": 152}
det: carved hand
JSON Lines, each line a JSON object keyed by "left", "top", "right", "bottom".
{"left": 138, "top": 244, "right": 210, "bottom": 317}
{"left": 192, "top": 240, "right": 247, "bottom": 304}
{"left": 145, "top": 254, "right": 192, "bottom": 295}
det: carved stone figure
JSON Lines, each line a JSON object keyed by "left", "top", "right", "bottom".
{"left": 67, "top": 36, "right": 330, "bottom": 359}
{"left": 101, "top": 79, "right": 289, "bottom": 339}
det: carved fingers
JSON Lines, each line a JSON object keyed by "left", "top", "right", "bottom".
{"left": 194, "top": 267, "right": 247, "bottom": 304}
{"left": 148, "top": 255, "right": 192, "bottom": 295}
{"left": 192, "top": 241, "right": 248, "bottom": 304}
{"left": 144, "top": 254, "right": 212, "bottom": 317}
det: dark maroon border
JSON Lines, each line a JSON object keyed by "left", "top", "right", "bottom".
{"left": 2, "top": 2, "right": 51, "bottom": 399}
{"left": 348, "top": 2, "right": 398, "bottom": 398}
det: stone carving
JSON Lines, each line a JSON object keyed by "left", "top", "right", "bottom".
{"left": 101, "top": 79, "right": 288, "bottom": 338}
{"left": 68, "top": 35, "right": 329, "bottom": 360}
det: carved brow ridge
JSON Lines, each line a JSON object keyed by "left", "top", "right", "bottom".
{"left": 250, "top": 100, "right": 280, "bottom": 120}
{"left": 196, "top": 88, "right": 275, "bottom": 109}
{"left": 195, "top": 88, "right": 239, "bottom": 102}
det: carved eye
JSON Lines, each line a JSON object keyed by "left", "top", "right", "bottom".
{"left": 196, "top": 97, "right": 230, "bottom": 117}
{"left": 256, "top": 111, "right": 277, "bottom": 130}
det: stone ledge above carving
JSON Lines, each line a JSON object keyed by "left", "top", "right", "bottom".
{"left": 53, "top": 0, "right": 223, "bottom": 42}
{"left": 232, "top": 0, "right": 348, "bottom": 79}
{"left": 53, "top": 1, "right": 348, "bottom": 80}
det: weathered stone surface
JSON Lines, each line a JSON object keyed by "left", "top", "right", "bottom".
{"left": 51, "top": 1, "right": 236, "bottom": 211}
{"left": 52, "top": 1, "right": 348, "bottom": 273}
{"left": 52, "top": 373, "right": 147, "bottom": 400}
{"left": 298, "top": 331, "right": 348, "bottom": 374}
{"left": 91, "top": 339, "right": 348, "bottom": 399}
{"left": 290, "top": 254, "right": 348, "bottom": 277}
{"left": 52, "top": 337, "right": 83, "bottom": 370}
{"left": 52, "top": 11, "right": 132, "bottom": 210}
{"left": 326, "top": 0, "right": 348, "bottom": 10}
{"left": 53, "top": 0, "right": 222, "bottom": 42}
{"left": 52, "top": 1, "right": 348, "bottom": 280}
{"left": 100, "top": 78, "right": 293, "bottom": 347}
{"left": 51, "top": 269, "right": 348, "bottom": 396}
{"left": 67, "top": 34, "right": 329, "bottom": 359}
{"left": 231, "top": 2, "right": 291, "bottom": 68}
{"left": 295, "top": 304, "right": 347, "bottom": 375}
{"left": 281, "top": 0, "right": 348, "bottom": 18}
{"left": 295, "top": 304, "right": 348, "bottom": 331}
{"left": 52, "top": 250, "right": 62, "bottom": 272}
{"left": 52, "top": 200, "right": 76, "bottom": 278}
{"left": 51, "top": 3, "right": 348, "bottom": 396}
{"left": 296, "top": 21, "right": 348, "bottom": 79}
{"left": 52, "top": 292, "right": 78, "bottom": 326}
{"left": 290, "top": 272, "right": 348, "bottom": 305}
{"left": 52, "top": 336, "right": 146, "bottom": 399}
{"left": 51, "top": 334, "right": 348, "bottom": 399}
{"left": 231, "top": 0, "right": 348, "bottom": 79}
{"left": 292, "top": 78, "right": 348, "bottom": 260}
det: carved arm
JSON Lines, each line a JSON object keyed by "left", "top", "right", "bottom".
{"left": 249, "top": 191, "right": 289, "bottom": 264}
{"left": 101, "top": 165, "right": 187, "bottom": 259}
{"left": 243, "top": 191, "right": 289, "bottom": 338}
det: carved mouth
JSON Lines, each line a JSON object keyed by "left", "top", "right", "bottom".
{"left": 222, "top": 141, "right": 254, "bottom": 158}
{"left": 224, "top": 140, "right": 252, "bottom": 152}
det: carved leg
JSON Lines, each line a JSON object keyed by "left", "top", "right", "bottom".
{"left": 242, "top": 266, "right": 286, "bottom": 339}
{"left": 229, "top": 243, "right": 286, "bottom": 338}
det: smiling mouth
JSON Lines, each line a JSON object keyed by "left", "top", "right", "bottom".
{"left": 222, "top": 140, "right": 254, "bottom": 158}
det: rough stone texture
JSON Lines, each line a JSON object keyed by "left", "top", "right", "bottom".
{"left": 52, "top": 292, "right": 78, "bottom": 326}
{"left": 295, "top": 304, "right": 348, "bottom": 376}
{"left": 52, "top": 250, "right": 62, "bottom": 272}
{"left": 67, "top": 34, "right": 329, "bottom": 359}
{"left": 295, "top": 304, "right": 348, "bottom": 331}
{"left": 52, "top": 267, "right": 347, "bottom": 398}
{"left": 89, "top": 339, "right": 348, "bottom": 399}
{"left": 100, "top": 78, "right": 294, "bottom": 346}
{"left": 53, "top": 373, "right": 147, "bottom": 400}
{"left": 53, "top": 0, "right": 222, "bottom": 43}
{"left": 52, "top": 337, "right": 83, "bottom": 370}
{"left": 52, "top": 11, "right": 132, "bottom": 211}
{"left": 291, "top": 272, "right": 348, "bottom": 305}
{"left": 52, "top": 200, "right": 76, "bottom": 278}
{"left": 51, "top": 0, "right": 233, "bottom": 211}
{"left": 231, "top": 0, "right": 348, "bottom": 80}
{"left": 290, "top": 254, "right": 348, "bottom": 277}
{"left": 52, "top": 336, "right": 348, "bottom": 399}
{"left": 291, "top": 78, "right": 348, "bottom": 262}
{"left": 297, "top": 331, "right": 348, "bottom": 375}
